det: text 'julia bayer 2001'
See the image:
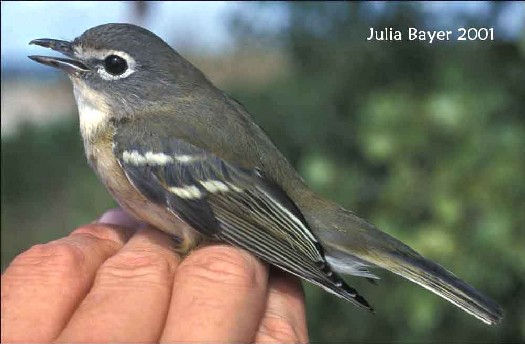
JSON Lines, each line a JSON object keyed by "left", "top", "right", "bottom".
{"left": 366, "top": 27, "right": 494, "bottom": 44}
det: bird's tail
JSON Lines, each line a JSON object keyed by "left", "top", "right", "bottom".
{"left": 307, "top": 205, "right": 503, "bottom": 325}
{"left": 359, "top": 239, "right": 503, "bottom": 325}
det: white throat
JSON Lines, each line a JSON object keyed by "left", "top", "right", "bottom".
{"left": 72, "top": 81, "right": 111, "bottom": 141}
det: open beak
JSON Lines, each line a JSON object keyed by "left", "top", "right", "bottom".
{"left": 28, "top": 39, "right": 89, "bottom": 74}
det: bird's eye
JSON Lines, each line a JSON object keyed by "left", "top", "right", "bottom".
{"left": 104, "top": 55, "right": 128, "bottom": 76}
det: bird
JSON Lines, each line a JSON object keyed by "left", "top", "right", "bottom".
{"left": 29, "top": 23, "right": 502, "bottom": 325}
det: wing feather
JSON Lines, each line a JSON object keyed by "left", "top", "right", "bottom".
{"left": 114, "top": 130, "right": 372, "bottom": 310}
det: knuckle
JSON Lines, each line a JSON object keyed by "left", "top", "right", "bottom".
{"left": 98, "top": 249, "right": 175, "bottom": 283}
{"left": 71, "top": 223, "right": 129, "bottom": 244}
{"left": 181, "top": 246, "right": 261, "bottom": 289}
{"left": 11, "top": 242, "right": 85, "bottom": 278}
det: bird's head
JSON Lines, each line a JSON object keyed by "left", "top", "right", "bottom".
{"left": 29, "top": 23, "right": 208, "bottom": 117}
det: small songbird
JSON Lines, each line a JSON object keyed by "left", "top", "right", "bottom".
{"left": 29, "top": 23, "right": 502, "bottom": 325}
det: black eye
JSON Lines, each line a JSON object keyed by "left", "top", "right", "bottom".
{"left": 104, "top": 55, "right": 127, "bottom": 75}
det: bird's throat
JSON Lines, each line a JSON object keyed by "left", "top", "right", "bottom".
{"left": 72, "top": 80, "right": 112, "bottom": 143}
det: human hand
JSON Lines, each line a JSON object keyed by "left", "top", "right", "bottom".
{"left": 1, "top": 208, "right": 308, "bottom": 343}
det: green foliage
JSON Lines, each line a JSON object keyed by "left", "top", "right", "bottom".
{"left": 229, "top": 2, "right": 525, "bottom": 341}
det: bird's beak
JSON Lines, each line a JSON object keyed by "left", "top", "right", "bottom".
{"left": 28, "top": 39, "right": 89, "bottom": 74}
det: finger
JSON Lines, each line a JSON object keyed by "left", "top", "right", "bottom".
{"left": 255, "top": 268, "right": 309, "bottom": 343}
{"left": 57, "top": 227, "right": 179, "bottom": 343}
{"left": 160, "top": 244, "right": 269, "bottom": 343}
{"left": 1, "top": 221, "right": 133, "bottom": 343}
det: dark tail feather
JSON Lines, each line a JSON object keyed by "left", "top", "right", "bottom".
{"left": 373, "top": 249, "right": 503, "bottom": 325}
{"left": 342, "top": 227, "right": 504, "bottom": 325}
{"left": 314, "top": 207, "right": 503, "bottom": 325}
{"left": 331, "top": 275, "right": 375, "bottom": 312}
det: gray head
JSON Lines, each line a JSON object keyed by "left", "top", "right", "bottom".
{"left": 29, "top": 23, "right": 209, "bottom": 116}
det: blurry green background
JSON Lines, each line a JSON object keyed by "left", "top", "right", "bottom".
{"left": 2, "top": 2, "right": 524, "bottom": 342}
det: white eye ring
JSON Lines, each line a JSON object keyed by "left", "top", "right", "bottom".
{"left": 96, "top": 51, "right": 136, "bottom": 80}
{"left": 73, "top": 47, "right": 137, "bottom": 81}
{"left": 97, "top": 65, "right": 134, "bottom": 80}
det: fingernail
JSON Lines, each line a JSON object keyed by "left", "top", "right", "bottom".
{"left": 97, "top": 208, "right": 143, "bottom": 228}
